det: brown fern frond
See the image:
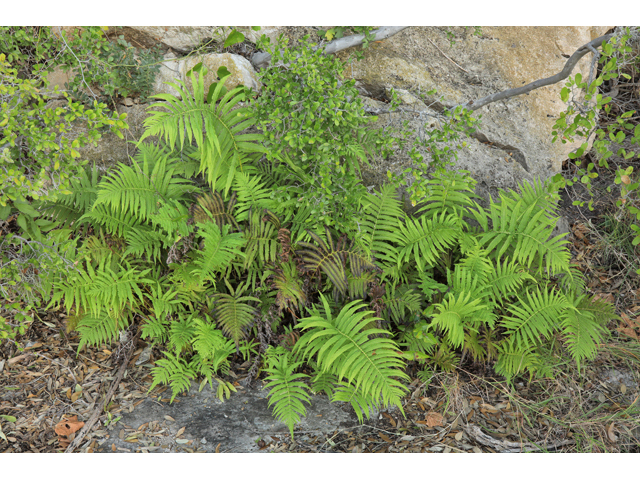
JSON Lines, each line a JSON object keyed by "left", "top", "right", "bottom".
{"left": 193, "top": 191, "right": 239, "bottom": 231}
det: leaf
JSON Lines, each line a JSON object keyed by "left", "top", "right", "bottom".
{"left": 224, "top": 29, "right": 245, "bottom": 48}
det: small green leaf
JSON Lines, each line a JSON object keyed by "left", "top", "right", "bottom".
{"left": 224, "top": 30, "right": 245, "bottom": 48}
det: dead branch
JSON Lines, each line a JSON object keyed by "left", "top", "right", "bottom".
{"left": 251, "top": 26, "right": 409, "bottom": 70}
{"left": 455, "top": 33, "right": 615, "bottom": 112}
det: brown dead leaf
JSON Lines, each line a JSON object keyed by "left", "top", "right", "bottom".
{"left": 617, "top": 313, "right": 640, "bottom": 340}
{"left": 176, "top": 426, "right": 186, "bottom": 437}
{"left": 424, "top": 411, "right": 444, "bottom": 428}
{"left": 55, "top": 415, "right": 84, "bottom": 437}
{"left": 379, "top": 433, "right": 393, "bottom": 443}
{"left": 607, "top": 422, "right": 618, "bottom": 443}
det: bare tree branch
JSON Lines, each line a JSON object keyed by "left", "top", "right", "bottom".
{"left": 454, "top": 33, "right": 615, "bottom": 112}
{"left": 251, "top": 26, "right": 409, "bottom": 70}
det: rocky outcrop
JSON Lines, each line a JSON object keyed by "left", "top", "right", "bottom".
{"left": 152, "top": 52, "right": 260, "bottom": 97}
{"left": 337, "top": 26, "right": 612, "bottom": 200}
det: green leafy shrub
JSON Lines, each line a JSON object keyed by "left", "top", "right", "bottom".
{"left": 253, "top": 36, "right": 390, "bottom": 235}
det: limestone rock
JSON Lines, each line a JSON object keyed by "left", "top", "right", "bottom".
{"left": 152, "top": 52, "right": 260, "bottom": 98}
{"left": 128, "top": 26, "right": 229, "bottom": 52}
{"left": 339, "top": 26, "right": 612, "bottom": 198}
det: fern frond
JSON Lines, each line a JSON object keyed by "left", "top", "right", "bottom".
{"left": 331, "top": 381, "right": 379, "bottom": 423}
{"left": 502, "top": 288, "right": 570, "bottom": 349}
{"left": 561, "top": 294, "right": 611, "bottom": 366}
{"left": 485, "top": 259, "right": 534, "bottom": 303}
{"left": 81, "top": 203, "right": 141, "bottom": 238}
{"left": 396, "top": 211, "right": 461, "bottom": 272}
{"left": 298, "top": 228, "right": 376, "bottom": 297}
{"left": 168, "top": 316, "right": 197, "bottom": 355}
{"left": 416, "top": 169, "right": 478, "bottom": 219}
{"left": 233, "top": 172, "right": 278, "bottom": 222}
{"left": 272, "top": 260, "right": 306, "bottom": 316}
{"left": 192, "top": 223, "right": 245, "bottom": 281}
{"left": 432, "top": 291, "right": 487, "bottom": 348}
{"left": 193, "top": 190, "right": 240, "bottom": 231}
{"left": 213, "top": 282, "right": 258, "bottom": 348}
{"left": 76, "top": 313, "right": 126, "bottom": 351}
{"left": 481, "top": 198, "right": 570, "bottom": 275}
{"left": 140, "top": 68, "right": 266, "bottom": 194}
{"left": 148, "top": 351, "right": 196, "bottom": 402}
{"left": 494, "top": 338, "right": 541, "bottom": 382}
{"left": 124, "top": 225, "right": 167, "bottom": 261}
{"left": 359, "top": 183, "right": 404, "bottom": 263}
{"left": 93, "top": 153, "right": 196, "bottom": 223}
{"left": 295, "top": 295, "right": 408, "bottom": 412}
{"left": 244, "top": 209, "right": 279, "bottom": 268}
{"left": 264, "top": 349, "right": 312, "bottom": 438}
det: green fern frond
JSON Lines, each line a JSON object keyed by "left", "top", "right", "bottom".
{"left": 213, "top": 282, "right": 258, "bottom": 348}
{"left": 359, "top": 183, "right": 404, "bottom": 263}
{"left": 38, "top": 164, "right": 99, "bottom": 229}
{"left": 191, "top": 317, "right": 235, "bottom": 365}
{"left": 310, "top": 371, "right": 337, "bottom": 397}
{"left": 416, "top": 169, "right": 478, "bottom": 219}
{"left": 76, "top": 313, "right": 127, "bottom": 351}
{"left": 264, "top": 349, "right": 312, "bottom": 438}
{"left": 396, "top": 211, "right": 461, "bottom": 272}
{"left": 148, "top": 351, "right": 196, "bottom": 402}
{"left": 233, "top": 172, "right": 278, "bottom": 222}
{"left": 124, "top": 225, "right": 167, "bottom": 261}
{"left": 244, "top": 209, "right": 279, "bottom": 268}
{"left": 140, "top": 67, "right": 266, "bottom": 194}
{"left": 561, "top": 294, "right": 612, "bottom": 366}
{"left": 272, "top": 260, "right": 306, "bottom": 316}
{"left": 50, "top": 256, "right": 151, "bottom": 320}
{"left": 485, "top": 260, "right": 534, "bottom": 303}
{"left": 331, "top": 381, "right": 379, "bottom": 423}
{"left": 192, "top": 222, "right": 245, "bottom": 281}
{"left": 494, "top": 338, "right": 541, "bottom": 382}
{"left": 93, "top": 153, "right": 196, "bottom": 224}
{"left": 481, "top": 197, "right": 570, "bottom": 275}
{"left": 502, "top": 287, "right": 571, "bottom": 349}
{"left": 81, "top": 203, "right": 141, "bottom": 238}
{"left": 432, "top": 290, "right": 487, "bottom": 348}
{"left": 295, "top": 295, "right": 408, "bottom": 412}
{"left": 384, "top": 284, "right": 422, "bottom": 326}
{"left": 168, "top": 316, "right": 197, "bottom": 355}
{"left": 298, "top": 228, "right": 376, "bottom": 297}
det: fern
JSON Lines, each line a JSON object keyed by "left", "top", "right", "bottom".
{"left": 298, "top": 228, "right": 376, "bottom": 297}
{"left": 416, "top": 169, "right": 478, "bottom": 219}
{"left": 263, "top": 349, "right": 312, "bottom": 437}
{"left": 295, "top": 295, "right": 408, "bottom": 415}
{"left": 92, "top": 152, "right": 196, "bottom": 224}
{"left": 359, "top": 183, "right": 403, "bottom": 263}
{"left": 193, "top": 190, "right": 240, "bottom": 231}
{"left": 233, "top": 172, "right": 278, "bottom": 222}
{"left": 561, "top": 294, "right": 611, "bottom": 366}
{"left": 502, "top": 287, "right": 571, "bottom": 349}
{"left": 50, "top": 255, "right": 151, "bottom": 320}
{"left": 396, "top": 211, "right": 461, "bottom": 272}
{"left": 148, "top": 351, "right": 196, "bottom": 402}
{"left": 192, "top": 222, "right": 245, "bottom": 282}
{"left": 124, "top": 225, "right": 167, "bottom": 261}
{"left": 76, "top": 313, "right": 125, "bottom": 351}
{"left": 139, "top": 65, "right": 266, "bottom": 194}
{"left": 480, "top": 192, "right": 570, "bottom": 275}
{"left": 494, "top": 338, "right": 541, "bottom": 381}
{"left": 243, "top": 209, "right": 279, "bottom": 269}
{"left": 213, "top": 282, "right": 258, "bottom": 348}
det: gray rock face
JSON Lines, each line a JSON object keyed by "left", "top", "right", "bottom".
{"left": 96, "top": 380, "right": 360, "bottom": 453}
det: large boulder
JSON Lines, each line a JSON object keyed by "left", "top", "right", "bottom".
{"left": 337, "top": 26, "right": 612, "bottom": 200}
{"left": 152, "top": 52, "right": 260, "bottom": 97}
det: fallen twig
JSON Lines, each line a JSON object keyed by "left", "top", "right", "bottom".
{"left": 464, "top": 424, "right": 575, "bottom": 452}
